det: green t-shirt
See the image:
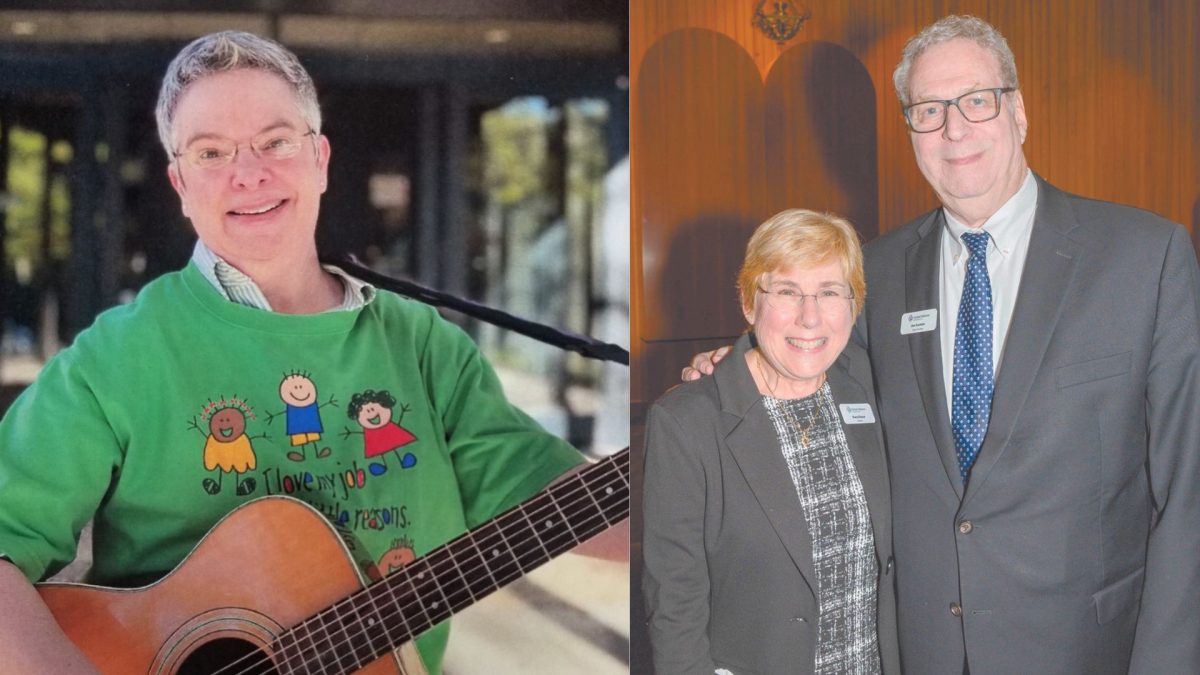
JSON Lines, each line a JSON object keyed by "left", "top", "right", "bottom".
{"left": 0, "top": 263, "right": 583, "bottom": 672}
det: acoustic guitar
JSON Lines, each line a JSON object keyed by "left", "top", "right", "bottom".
{"left": 38, "top": 448, "right": 629, "bottom": 674}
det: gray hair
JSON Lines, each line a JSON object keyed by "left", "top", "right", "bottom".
{"left": 155, "top": 31, "right": 321, "bottom": 155}
{"left": 892, "top": 15, "right": 1020, "bottom": 107}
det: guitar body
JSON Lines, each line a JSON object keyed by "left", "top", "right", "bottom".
{"left": 39, "top": 497, "right": 410, "bottom": 674}
{"left": 37, "top": 448, "right": 629, "bottom": 675}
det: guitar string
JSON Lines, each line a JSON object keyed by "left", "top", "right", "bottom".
{"left": 279, "top": 452, "right": 630, "bottom": 672}
{"left": 290, "top": 467, "right": 629, "bottom": 674}
{"left": 276, "top": 461, "right": 628, "bottom": 673}
{"left": 219, "top": 465, "right": 628, "bottom": 675}
{"left": 210, "top": 454, "right": 629, "bottom": 675}
{"left": 286, "top": 456, "right": 629, "bottom": 675}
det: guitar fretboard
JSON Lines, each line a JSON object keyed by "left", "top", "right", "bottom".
{"left": 269, "top": 447, "right": 629, "bottom": 674}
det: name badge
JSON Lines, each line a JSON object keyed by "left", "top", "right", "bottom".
{"left": 839, "top": 403, "right": 876, "bottom": 424}
{"left": 901, "top": 309, "right": 937, "bottom": 334}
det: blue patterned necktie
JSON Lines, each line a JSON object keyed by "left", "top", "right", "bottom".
{"left": 952, "top": 231, "right": 994, "bottom": 484}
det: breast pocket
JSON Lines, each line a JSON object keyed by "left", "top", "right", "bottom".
{"left": 1055, "top": 351, "right": 1131, "bottom": 389}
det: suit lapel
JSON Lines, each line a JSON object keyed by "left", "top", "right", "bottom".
{"left": 963, "top": 176, "right": 1081, "bottom": 503}
{"left": 905, "top": 211, "right": 964, "bottom": 499}
{"left": 725, "top": 409, "right": 819, "bottom": 596}
{"left": 826, "top": 353, "right": 892, "bottom": 563}
{"left": 717, "top": 335, "right": 817, "bottom": 598}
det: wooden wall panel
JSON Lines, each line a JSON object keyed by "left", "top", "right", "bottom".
{"left": 638, "top": 29, "right": 769, "bottom": 343}
{"left": 632, "top": 0, "right": 1199, "bottom": 413}
{"left": 765, "top": 42, "right": 879, "bottom": 239}
{"left": 633, "top": 29, "right": 766, "bottom": 401}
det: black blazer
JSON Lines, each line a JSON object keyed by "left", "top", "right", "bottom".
{"left": 642, "top": 333, "right": 900, "bottom": 674}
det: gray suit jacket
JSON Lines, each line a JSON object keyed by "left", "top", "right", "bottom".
{"left": 642, "top": 333, "right": 901, "bottom": 675}
{"left": 861, "top": 174, "right": 1200, "bottom": 674}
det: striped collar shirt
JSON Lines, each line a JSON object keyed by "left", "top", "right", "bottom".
{"left": 190, "top": 240, "right": 375, "bottom": 312}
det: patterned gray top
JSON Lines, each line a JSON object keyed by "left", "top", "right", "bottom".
{"left": 763, "top": 382, "right": 881, "bottom": 675}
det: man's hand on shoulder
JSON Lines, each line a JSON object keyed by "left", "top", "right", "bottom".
{"left": 681, "top": 345, "right": 732, "bottom": 382}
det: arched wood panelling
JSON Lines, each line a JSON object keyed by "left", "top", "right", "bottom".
{"left": 765, "top": 41, "right": 878, "bottom": 239}
{"left": 638, "top": 29, "right": 769, "bottom": 345}
{"left": 635, "top": 30, "right": 880, "bottom": 402}
{"left": 632, "top": 0, "right": 1199, "bottom": 413}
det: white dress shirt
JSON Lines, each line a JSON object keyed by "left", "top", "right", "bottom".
{"left": 939, "top": 170, "right": 1037, "bottom": 412}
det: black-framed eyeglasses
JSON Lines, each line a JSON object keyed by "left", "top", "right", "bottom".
{"left": 757, "top": 286, "right": 855, "bottom": 314}
{"left": 174, "top": 129, "right": 317, "bottom": 170}
{"left": 902, "top": 87, "right": 1016, "bottom": 133}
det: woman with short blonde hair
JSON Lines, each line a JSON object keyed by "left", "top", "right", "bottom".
{"left": 643, "top": 209, "right": 899, "bottom": 674}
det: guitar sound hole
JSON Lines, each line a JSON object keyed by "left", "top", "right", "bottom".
{"left": 176, "top": 638, "right": 279, "bottom": 675}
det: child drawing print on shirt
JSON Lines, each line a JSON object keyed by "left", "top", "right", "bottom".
{"left": 365, "top": 536, "right": 417, "bottom": 581}
{"left": 343, "top": 389, "right": 417, "bottom": 476}
{"left": 187, "top": 396, "right": 265, "bottom": 496}
{"left": 266, "top": 371, "right": 338, "bottom": 461}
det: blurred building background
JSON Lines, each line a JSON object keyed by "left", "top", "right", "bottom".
{"left": 0, "top": 1, "right": 629, "bottom": 673}
{"left": 0, "top": 0, "right": 629, "bottom": 455}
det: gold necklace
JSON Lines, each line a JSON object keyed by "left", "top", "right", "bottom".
{"left": 754, "top": 349, "right": 780, "bottom": 398}
{"left": 797, "top": 408, "right": 819, "bottom": 448}
{"left": 755, "top": 350, "right": 826, "bottom": 447}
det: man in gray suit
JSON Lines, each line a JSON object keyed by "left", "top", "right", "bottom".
{"left": 686, "top": 15, "right": 1200, "bottom": 673}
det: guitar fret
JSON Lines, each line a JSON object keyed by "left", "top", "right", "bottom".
{"left": 462, "top": 527, "right": 503, "bottom": 592}
{"left": 446, "top": 534, "right": 494, "bottom": 601}
{"left": 595, "top": 460, "right": 629, "bottom": 524}
{"left": 358, "top": 584, "right": 399, "bottom": 662}
{"left": 561, "top": 475, "right": 608, "bottom": 543}
{"left": 594, "top": 467, "right": 622, "bottom": 521}
{"left": 547, "top": 488, "right": 581, "bottom": 547}
{"left": 412, "top": 554, "right": 451, "bottom": 624}
{"left": 426, "top": 545, "right": 474, "bottom": 618}
{"left": 287, "top": 616, "right": 313, "bottom": 673}
{"left": 486, "top": 513, "right": 530, "bottom": 584}
{"left": 576, "top": 468, "right": 609, "bottom": 523}
{"left": 375, "top": 575, "right": 412, "bottom": 643}
{"left": 330, "top": 602, "right": 366, "bottom": 672}
{"left": 271, "top": 629, "right": 300, "bottom": 675}
{"left": 290, "top": 617, "right": 319, "bottom": 674}
{"left": 330, "top": 609, "right": 360, "bottom": 673}
{"left": 311, "top": 609, "right": 348, "bottom": 673}
{"left": 529, "top": 489, "right": 581, "bottom": 559}
{"left": 375, "top": 576, "right": 415, "bottom": 644}
{"left": 518, "top": 493, "right": 557, "bottom": 560}
{"left": 506, "top": 502, "right": 551, "bottom": 572}
{"left": 411, "top": 557, "right": 453, "bottom": 627}
{"left": 315, "top": 605, "right": 348, "bottom": 673}
{"left": 388, "top": 562, "right": 434, "bottom": 639}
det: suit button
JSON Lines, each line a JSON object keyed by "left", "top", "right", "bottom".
{"left": 959, "top": 520, "right": 973, "bottom": 534}
{"left": 950, "top": 602, "right": 963, "bottom": 617}
{"left": 886, "top": 555, "right": 894, "bottom": 573}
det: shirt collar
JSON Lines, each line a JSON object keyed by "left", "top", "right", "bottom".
{"left": 943, "top": 169, "right": 1037, "bottom": 262}
{"left": 325, "top": 263, "right": 376, "bottom": 308}
{"left": 189, "top": 239, "right": 376, "bottom": 312}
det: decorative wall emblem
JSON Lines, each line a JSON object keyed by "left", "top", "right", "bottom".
{"left": 753, "top": 1, "right": 811, "bottom": 45}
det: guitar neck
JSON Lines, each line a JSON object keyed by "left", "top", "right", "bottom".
{"left": 270, "top": 448, "right": 629, "bottom": 674}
